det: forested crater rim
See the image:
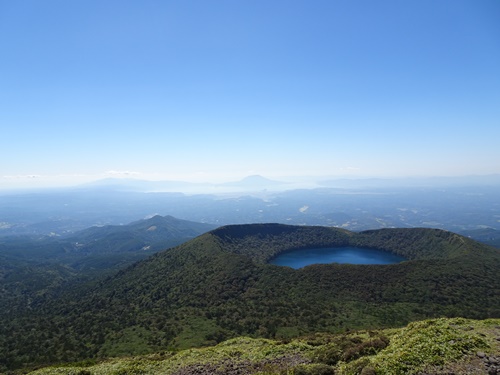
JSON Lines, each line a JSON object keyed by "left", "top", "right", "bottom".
{"left": 208, "top": 223, "right": 488, "bottom": 263}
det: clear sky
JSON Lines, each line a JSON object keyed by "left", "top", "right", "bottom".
{"left": 1, "top": 0, "right": 499, "bottom": 189}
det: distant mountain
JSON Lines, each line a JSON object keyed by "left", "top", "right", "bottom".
{"left": 219, "top": 175, "right": 288, "bottom": 189}
{"left": 78, "top": 178, "right": 209, "bottom": 193}
{"left": 67, "top": 214, "right": 217, "bottom": 255}
{"left": 2, "top": 224, "right": 498, "bottom": 370}
{"left": 319, "top": 174, "right": 500, "bottom": 188}
{"left": 459, "top": 227, "right": 500, "bottom": 248}
{"left": 59, "top": 215, "right": 217, "bottom": 271}
{"left": 0, "top": 215, "right": 216, "bottom": 269}
{"left": 79, "top": 175, "right": 289, "bottom": 193}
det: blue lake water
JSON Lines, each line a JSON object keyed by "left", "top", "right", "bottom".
{"left": 269, "top": 247, "right": 406, "bottom": 269}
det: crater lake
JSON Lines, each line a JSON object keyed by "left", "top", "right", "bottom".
{"left": 269, "top": 247, "right": 407, "bottom": 269}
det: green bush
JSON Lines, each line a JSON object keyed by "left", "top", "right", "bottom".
{"left": 312, "top": 344, "right": 343, "bottom": 365}
{"left": 359, "top": 367, "right": 376, "bottom": 375}
{"left": 293, "top": 363, "right": 335, "bottom": 375}
{"left": 342, "top": 337, "right": 389, "bottom": 362}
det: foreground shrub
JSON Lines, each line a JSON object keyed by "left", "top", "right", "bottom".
{"left": 293, "top": 363, "right": 335, "bottom": 375}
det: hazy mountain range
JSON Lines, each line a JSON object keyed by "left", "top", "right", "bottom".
{"left": 1, "top": 175, "right": 499, "bottom": 248}
{"left": 70, "top": 173, "right": 500, "bottom": 193}
{"left": 79, "top": 174, "right": 290, "bottom": 193}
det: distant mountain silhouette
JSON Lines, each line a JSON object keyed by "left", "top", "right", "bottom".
{"left": 78, "top": 178, "right": 208, "bottom": 192}
{"left": 79, "top": 175, "right": 287, "bottom": 193}
{"left": 219, "top": 175, "right": 287, "bottom": 189}
{"left": 319, "top": 174, "right": 500, "bottom": 188}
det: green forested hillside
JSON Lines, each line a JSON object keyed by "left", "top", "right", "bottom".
{"left": 0, "top": 215, "right": 216, "bottom": 270}
{"left": 68, "top": 215, "right": 216, "bottom": 255}
{"left": 0, "top": 215, "right": 215, "bottom": 327}
{"left": 1, "top": 224, "right": 499, "bottom": 371}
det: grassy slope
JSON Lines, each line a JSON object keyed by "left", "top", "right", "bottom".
{"left": 28, "top": 317, "right": 500, "bottom": 375}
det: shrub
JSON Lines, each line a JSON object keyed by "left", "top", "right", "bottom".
{"left": 360, "top": 366, "right": 376, "bottom": 375}
{"left": 294, "top": 363, "right": 335, "bottom": 375}
{"left": 342, "top": 338, "right": 389, "bottom": 362}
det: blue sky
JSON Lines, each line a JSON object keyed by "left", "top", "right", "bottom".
{"left": 1, "top": 0, "right": 499, "bottom": 189}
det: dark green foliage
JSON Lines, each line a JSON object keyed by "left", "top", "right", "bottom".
{"left": 0, "top": 224, "right": 499, "bottom": 371}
